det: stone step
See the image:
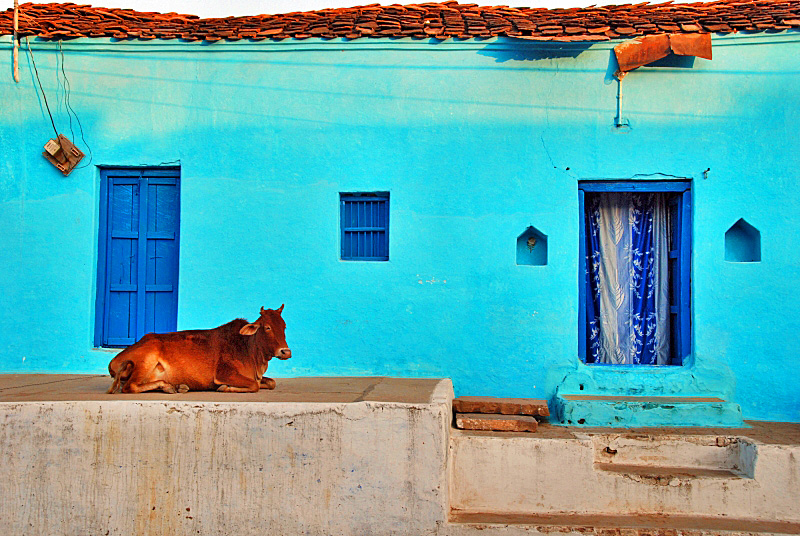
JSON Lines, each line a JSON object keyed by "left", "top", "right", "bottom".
{"left": 453, "top": 396, "right": 549, "bottom": 417}
{"left": 449, "top": 424, "right": 800, "bottom": 523}
{"left": 554, "top": 394, "right": 744, "bottom": 427}
{"left": 448, "top": 512, "right": 800, "bottom": 535}
{"left": 455, "top": 413, "right": 539, "bottom": 432}
{"left": 594, "top": 462, "right": 747, "bottom": 481}
{"left": 591, "top": 433, "right": 757, "bottom": 478}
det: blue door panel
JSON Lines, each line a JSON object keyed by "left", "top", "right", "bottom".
{"left": 105, "top": 180, "right": 139, "bottom": 345}
{"left": 668, "top": 195, "right": 681, "bottom": 365}
{"left": 96, "top": 168, "right": 180, "bottom": 347}
{"left": 144, "top": 179, "right": 179, "bottom": 337}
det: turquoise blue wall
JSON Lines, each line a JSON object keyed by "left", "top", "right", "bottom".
{"left": 1, "top": 34, "right": 798, "bottom": 422}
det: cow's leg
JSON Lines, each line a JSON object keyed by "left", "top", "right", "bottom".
{"left": 214, "top": 372, "right": 260, "bottom": 393}
{"left": 216, "top": 382, "right": 260, "bottom": 393}
{"left": 260, "top": 377, "right": 277, "bottom": 390}
{"left": 118, "top": 349, "right": 179, "bottom": 394}
{"left": 215, "top": 362, "right": 261, "bottom": 393}
{"left": 122, "top": 380, "right": 178, "bottom": 394}
{"left": 107, "top": 360, "right": 134, "bottom": 394}
{"left": 177, "top": 384, "right": 190, "bottom": 393}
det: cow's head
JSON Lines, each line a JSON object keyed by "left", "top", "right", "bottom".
{"left": 239, "top": 305, "right": 291, "bottom": 360}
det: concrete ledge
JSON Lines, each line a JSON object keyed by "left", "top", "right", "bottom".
{"left": 0, "top": 374, "right": 447, "bottom": 403}
{"left": 0, "top": 375, "right": 454, "bottom": 536}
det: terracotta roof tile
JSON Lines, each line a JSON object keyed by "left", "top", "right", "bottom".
{"left": 2, "top": 0, "right": 800, "bottom": 42}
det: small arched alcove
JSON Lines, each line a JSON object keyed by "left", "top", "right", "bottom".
{"left": 517, "top": 226, "right": 548, "bottom": 266}
{"left": 725, "top": 218, "right": 761, "bottom": 263}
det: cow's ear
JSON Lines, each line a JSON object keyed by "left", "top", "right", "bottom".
{"left": 277, "top": 304, "right": 284, "bottom": 314}
{"left": 239, "top": 323, "right": 261, "bottom": 336}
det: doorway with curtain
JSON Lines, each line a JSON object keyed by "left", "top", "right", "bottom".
{"left": 578, "top": 182, "right": 691, "bottom": 366}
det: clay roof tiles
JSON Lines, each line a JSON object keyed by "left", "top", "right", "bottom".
{"left": 1, "top": 0, "right": 799, "bottom": 42}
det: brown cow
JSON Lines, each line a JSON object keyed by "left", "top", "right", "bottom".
{"left": 107, "top": 305, "right": 291, "bottom": 394}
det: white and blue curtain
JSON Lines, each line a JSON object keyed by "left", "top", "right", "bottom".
{"left": 586, "top": 193, "right": 670, "bottom": 365}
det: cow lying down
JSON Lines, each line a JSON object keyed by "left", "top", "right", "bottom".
{"left": 107, "top": 306, "right": 291, "bottom": 394}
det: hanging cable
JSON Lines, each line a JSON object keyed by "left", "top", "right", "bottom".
{"left": 55, "top": 40, "right": 71, "bottom": 139}
{"left": 26, "top": 37, "right": 59, "bottom": 139}
{"left": 58, "top": 40, "right": 93, "bottom": 168}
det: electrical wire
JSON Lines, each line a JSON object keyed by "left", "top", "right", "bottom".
{"left": 55, "top": 41, "right": 72, "bottom": 140}
{"left": 25, "top": 37, "right": 59, "bottom": 140}
{"left": 58, "top": 40, "right": 93, "bottom": 168}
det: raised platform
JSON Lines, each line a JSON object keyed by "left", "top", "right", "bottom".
{"left": 0, "top": 373, "right": 443, "bottom": 403}
{"left": 0, "top": 374, "right": 453, "bottom": 536}
{"left": 1, "top": 375, "right": 798, "bottom": 536}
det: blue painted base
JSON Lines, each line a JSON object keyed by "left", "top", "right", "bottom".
{"left": 554, "top": 394, "right": 744, "bottom": 428}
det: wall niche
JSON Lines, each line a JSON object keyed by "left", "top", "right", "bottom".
{"left": 517, "top": 226, "right": 548, "bottom": 266}
{"left": 725, "top": 218, "right": 761, "bottom": 263}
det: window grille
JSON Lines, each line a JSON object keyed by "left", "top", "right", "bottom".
{"left": 340, "top": 193, "right": 389, "bottom": 261}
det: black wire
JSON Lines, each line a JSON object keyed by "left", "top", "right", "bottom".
{"left": 26, "top": 38, "right": 59, "bottom": 140}
{"left": 55, "top": 39, "right": 63, "bottom": 120}
{"left": 58, "top": 40, "right": 93, "bottom": 169}
{"left": 57, "top": 41, "right": 74, "bottom": 141}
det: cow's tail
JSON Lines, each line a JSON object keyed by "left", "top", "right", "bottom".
{"left": 107, "top": 360, "right": 134, "bottom": 394}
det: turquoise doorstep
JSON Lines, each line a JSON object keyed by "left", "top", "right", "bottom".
{"left": 555, "top": 394, "right": 745, "bottom": 428}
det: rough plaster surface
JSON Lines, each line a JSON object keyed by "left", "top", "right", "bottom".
{"left": 0, "top": 378, "right": 453, "bottom": 536}
{"left": 449, "top": 428, "right": 800, "bottom": 524}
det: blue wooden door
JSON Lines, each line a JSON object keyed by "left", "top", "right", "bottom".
{"left": 96, "top": 168, "right": 180, "bottom": 347}
{"left": 578, "top": 181, "right": 691, "bottom": 365}
{"left": 667, "top": 189, "right": 692, "bottom": 365}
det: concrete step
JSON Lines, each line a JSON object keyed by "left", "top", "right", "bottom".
{"left": 554, "top": 394, "right": 744, "bottom": 427}
{"left": 448, "top": 512, "right": 800, "bottom": 535}
{"left": 595, "top": 462, "right": 746, "bottom": 480}
{"left": 449, "top": 426, "right": 800, "bottom": 523}
{"left": 592, "top": 433, "right": 757, "bottom": 478}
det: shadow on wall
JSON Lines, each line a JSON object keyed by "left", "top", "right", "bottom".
{"left": 479, "top": 40, "right": 593, "bottom": 63}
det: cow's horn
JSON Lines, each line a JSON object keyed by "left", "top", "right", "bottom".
{"left": 260, "top": 306, "right": 266, "bottom": 314}
{"left": 277, "top": 304, "right": 284, "bottom": 313}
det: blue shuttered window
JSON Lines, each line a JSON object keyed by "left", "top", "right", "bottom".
{"left": 340, "top": 193, "right": 389, "bottom": 261}
{"left": 95, "top": 168, "right": 180, "bottom": 347}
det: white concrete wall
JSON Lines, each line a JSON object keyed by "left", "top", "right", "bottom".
{"left": 0, "top": 380, "right": 453, "bottom": 536}
{"left": 449, "top": 430, "right": 800, "bottom": 523}
{"left": 3, "top": 378, "right": 799, "bottom": 536}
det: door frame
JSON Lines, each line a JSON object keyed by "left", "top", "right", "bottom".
{"left": 94, "top": 166, "right": 181, "bottom": 347}
{"left": 578, "top": 180, "right": 692, "bottom": 365}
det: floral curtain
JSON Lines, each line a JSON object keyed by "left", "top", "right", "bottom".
{"left": 586, "top": 192, "right": 670, "bottom": 365}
